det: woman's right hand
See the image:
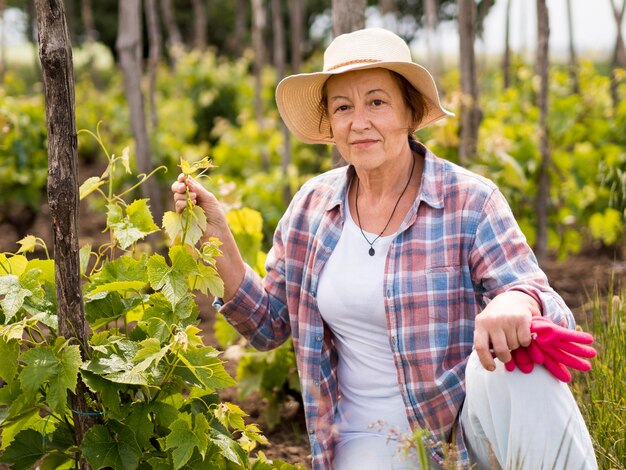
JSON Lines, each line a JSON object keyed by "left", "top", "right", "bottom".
{"left": 171, "top": 173, "right": 246, "bottom": 302}
{"left": 171, "top": 173, "right": 228, "bottom": 240}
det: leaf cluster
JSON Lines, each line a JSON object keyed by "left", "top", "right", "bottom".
{"left": 0, "top": 134, "right": 304, "bottom": 469}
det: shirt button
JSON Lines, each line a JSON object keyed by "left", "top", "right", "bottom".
{"left": 386, "top": 289, "right": 391, "bottom": 299}
{"left": 316, "top": 335, "right": 322, "bottom": 342}
{"left": 314, "top": 380, "right": 320, "bottom": 387}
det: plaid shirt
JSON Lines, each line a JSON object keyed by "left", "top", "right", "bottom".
{"left": 219, "top": 145, "right": 574, "bottom": 469}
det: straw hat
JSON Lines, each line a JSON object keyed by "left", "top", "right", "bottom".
{"left": 275, "top": 28, "right": 453, "bottom": 145}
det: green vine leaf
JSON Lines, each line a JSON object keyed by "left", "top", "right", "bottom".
{"left": 92, "top": 255, "right": 148, "bottom": 285}
{"left": 189, "top": 263, "right": 224, "bottom": 298}
{"left": 174, "top": 347, "right": 236, "bottom": 390}
{"left": 15, "top": 235, "right": 37, "bottom": 254}
{"left": 163, "top": 206, "right": 207, "bottom": 246}
{"left": 131, "top": 337, "right": 170, "bottom": 373}
{"left": 0, "top": 254, "right": 28, "bottom": 276}
{"left": 0, "top": 275, "right": 31, "bottom": 323}
{"left": 85, "top": 292, "right": 143, "bottom": 330}
{"left": 80, "top": 423, "right": 142, "bottom": 470}
{"left": 79, "top": 245, "right": 93, "bottom": 276}
{"left": 179, "top": 156, "right": 215, "bottom": 176}
{"left": 24, "top": 259, "right": 55, "bottom": 285}
{"left": 164, "top": 414, "right": 208, "bottom": 469}
{"left": 19, "top": 342, "right": 81, "bottom": 412}
{"left": 147, "top": 246, "right": 198, "bottom": 309}
{"left": 82, "top": 340, "right": 151, "bottom": 386}
{"left": 124, "top": 403, "right": 155, "bottom": 449}
{"left": 86, "top": 281, "right": 147, "bottom": 299}
{"left": 79, "top": 176, "right": 106, "bottom": 200}
{"left": 214, "top": 402, "right": 247, "bottom": 431}
{"left": 0, "top": 337, "right": 19, "bottom": 381}
{"left": 107, "top": 199, "right": 160, "bottom": 249}
{"left": 0, "top": 428, "right": 45, "bottom": 469}
{"left": 210, "top": 431, "right": 248, "bottom": 467}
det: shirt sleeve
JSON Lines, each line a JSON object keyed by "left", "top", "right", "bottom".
{"left": 469, "top": 188, "right": 575, "bottom": 328}
{"left": 217, "top": 215, "right": 292, "bottom": 351}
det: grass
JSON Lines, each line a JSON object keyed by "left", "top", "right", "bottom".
{"left": 572, "top": 285, "right": 626, "bottom": 470}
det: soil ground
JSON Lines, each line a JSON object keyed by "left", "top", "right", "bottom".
{"left": 1, "top": 188, "right": 623, "bottom": 469}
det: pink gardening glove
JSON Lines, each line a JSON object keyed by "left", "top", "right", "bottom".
{"left": 505, "top": 317, "right": 596, "bottom": 383}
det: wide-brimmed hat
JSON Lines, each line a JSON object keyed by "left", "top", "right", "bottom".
{"left": 275, "top": 28, "right": 453, "bottom": 145}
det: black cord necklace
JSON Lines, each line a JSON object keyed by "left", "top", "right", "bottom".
{"left": 354, "top": 155, "right": 416, "bottom": 256}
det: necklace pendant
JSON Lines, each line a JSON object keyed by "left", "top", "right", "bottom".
{"left": 368, "top": 247, "right": 375, "bottom": 256}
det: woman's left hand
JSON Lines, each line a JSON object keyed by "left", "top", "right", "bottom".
{"left": 473, "top": 291, "right": 541, "bottom": 371}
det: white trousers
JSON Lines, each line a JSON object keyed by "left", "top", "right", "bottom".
{"left": 332, "top": 350, "right": 597, "bottom": 470}
{"left": 462, "top": 350, "right": 597, "bottom": 470}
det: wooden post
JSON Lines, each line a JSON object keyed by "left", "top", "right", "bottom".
{"left": 34, "top": 0, "right": 96, "bottom": 466}
{"left": 458, "top": 0, "right": 482, "bottom": 165}
{"left": 251, "top": 0, "right": 270, "bottom": 170}
{"left": 331, "top": 0, "right": 365, "bottom": 38}
{"left": 116, "top": 0, "right": 163, "bottom": 224}
{"left": 330, "top": 0, "right": 365, "bottom": 168}
{"left": 502, "top": 0, "right": 512, "bottom": 89}
{"left": 535, "top": 0, "right": 550, "bottom": 263}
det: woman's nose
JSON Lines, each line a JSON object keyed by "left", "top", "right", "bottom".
{"left": 351, "top": 106, "right": 371, "bottom": 130}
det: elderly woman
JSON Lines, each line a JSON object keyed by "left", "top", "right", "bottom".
{"left": 172, "top": 28, "right": 596, "bottom": 470}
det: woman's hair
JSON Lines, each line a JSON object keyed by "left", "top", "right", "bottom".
{"left": 318, "top": 69, "right": 428, "bottom": 140}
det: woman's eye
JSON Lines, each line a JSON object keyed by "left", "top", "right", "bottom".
{"left": 371, "top": 99, "right": 384, "bottom": 106}
{"left": 334, "top": 105, "right": 349, "bottom": 113}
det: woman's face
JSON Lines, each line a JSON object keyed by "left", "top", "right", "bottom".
{"left": 325, "top": 68, "right": 413, "bottom": 171}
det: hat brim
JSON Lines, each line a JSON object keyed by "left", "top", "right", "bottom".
{"left": 275, "top": 61, "right": 453, "bottom": 145}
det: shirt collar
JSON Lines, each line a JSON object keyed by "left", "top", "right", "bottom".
{"left": 419, "top": 146, "right": 445, "bottom": 209}
{"left": 325, "top": 165, "right": 354, "bottom": 212}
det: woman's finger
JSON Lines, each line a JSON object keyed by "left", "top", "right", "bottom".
{"left": 175, "top": 200, "right": 187, "bottom": 213}
{"left": 473, "top": 327, "right": 496, "bottom": 371}
{"left": 491, "top": 330, "right": 512, "bottom": 365}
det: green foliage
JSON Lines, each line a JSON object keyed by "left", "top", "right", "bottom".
{"left": 467, "top": 61, "right": 626, "bottom": 257}
{"left": 0, "top": 136, "right": 302, "bottom": 469}
{"left": 573, "top": 288, "right": 626, "bottom": 469}
{"left": 0, "top": 90, "right": 48, "bottom": 237}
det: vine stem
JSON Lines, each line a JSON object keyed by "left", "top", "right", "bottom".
{"left": 151, "top": 355, "right": 182, "bottom": 404}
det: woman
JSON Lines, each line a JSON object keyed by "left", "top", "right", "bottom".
{"left": 172, "top": 28, "right": 596, "bottom": 470}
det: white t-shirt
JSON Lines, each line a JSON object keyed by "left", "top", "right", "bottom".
{"left": 317, "top": 196, "right": 412, "bottom": 444}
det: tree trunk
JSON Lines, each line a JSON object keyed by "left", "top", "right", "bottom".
{"left": 380, "top": 0, "right": 398, "bottom": 30}
{"left": 332, "top": 0, "right": 365, "bottom": 38}
{"left": 331, "top": 0, "right": 365, "bottom": 167}
{"left": 272, "top": 0, "right": 292, "bottom": 204}
{"left": 230, "top": 0, "right": 248, "bottom": 55}
{"left": 116, "top": 0, "right": 163, "bottom": 224}
{"left": 80, "top": 0, "right": 96, "bottom": 43}
{"left": 289, "top": 0, "right": 304, "bottom": 73}
{"left": 34, "top": 1, "right": 96, "bottom": 467}
{"left": 566, "top": 0, "right": 580, "bottom": 93}
{"left": 611, "top": 0, "right": 626, "bottom": 68}
{"left": 191, "top": 0, "right": 207, "bottom": 50}
{"left": 610, "top": 0, "right": 626, "bottom": 110}
{"left": 502, "top": 0, "right": 512, "bottom": 88}
{"left": 457, "top": 0, "right": 481, "bottom": 165}
{"left": 424, "top": 0, "right": 441, "bottom": 85}
{"left": 159, "top": 0, "right": 183, "bottom": 64}
{"left": 251, "top": 0, "right": 270, "bottom": 170}
{"left": 26, "top": 0, "right": 41, "bottom": 78}
{"left": 535, "top": 0, "right": 550, "bottom": 263}
{"left": 145, "top": 0, "right": 161, "bottom": 129}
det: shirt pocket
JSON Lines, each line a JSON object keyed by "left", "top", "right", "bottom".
{"left": 424, "top": 265, "right": 463, "bottom": 320}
